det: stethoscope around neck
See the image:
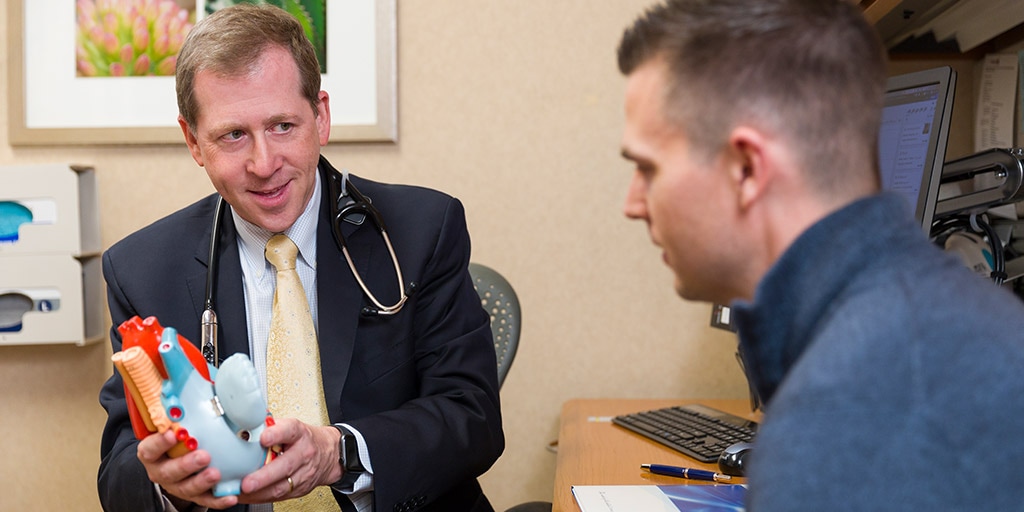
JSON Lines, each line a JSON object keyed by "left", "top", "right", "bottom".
{"left": 201, "top": 169, "right": 414, "bottom": 367}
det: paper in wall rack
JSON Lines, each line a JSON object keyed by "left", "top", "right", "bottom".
{"left": 0, "top": 254, "right": 103, "bottom": 346}
{"left": 0, "top": 164, "right": 100, "bottom": 257}
{"left": 0, "top": 287, "right": 60, "bottom": 332}
{"left": 0, "top": 164, "right": 103, "bottom": 346}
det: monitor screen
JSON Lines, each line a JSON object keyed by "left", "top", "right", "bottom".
{"left": 878, "top": 66, "right": 957, "bottom": 232}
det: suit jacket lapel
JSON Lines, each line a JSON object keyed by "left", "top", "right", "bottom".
{"left": 316, "top": 160, "right": 368, "bottom": 422}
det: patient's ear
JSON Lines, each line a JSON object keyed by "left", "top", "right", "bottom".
{"left": 727, "top": 126, "right": 772, "bottom": 210}
{"left": 178, "top": 115, "right": 204, "bottom": 167}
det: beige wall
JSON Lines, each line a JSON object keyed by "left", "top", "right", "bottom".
{"left": 0, "top": 1, "right": 995, "bottom": 510}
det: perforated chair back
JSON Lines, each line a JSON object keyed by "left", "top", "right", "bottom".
{"left": 468, "top": 263, "right": 521, "bottom": 388}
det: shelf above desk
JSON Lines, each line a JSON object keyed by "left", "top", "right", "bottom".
{"left": 860, "top": 0, "right": 1024, "bottom": 55}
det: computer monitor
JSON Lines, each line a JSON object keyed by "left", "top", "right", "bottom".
{"left": 877, "top": 66, "right": 957, "bottom": 233}
{"left": 710, "top": 66, "right": 957, "bottom": 332}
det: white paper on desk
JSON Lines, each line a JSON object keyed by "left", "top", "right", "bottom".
{"left": 975, "top": 54, "right": 1018, "bottom": 152}
{"left": 572, "top": 485, "right": 746, "bottom": 512}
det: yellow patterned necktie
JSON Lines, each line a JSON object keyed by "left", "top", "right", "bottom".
{"left": 265, "top": 234, "right": 342, "bottom": 512}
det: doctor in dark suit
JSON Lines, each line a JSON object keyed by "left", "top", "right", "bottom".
{"left": 97, "top": 4, "right": 503, "bottom": 512}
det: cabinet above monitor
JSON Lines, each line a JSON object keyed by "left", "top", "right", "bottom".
{"left": 860, "top": 0, "right": 1024, "bottom": 55}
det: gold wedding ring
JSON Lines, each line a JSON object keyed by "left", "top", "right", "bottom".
{"left": 287, "top": 476, "right": 294, "bottom": 494}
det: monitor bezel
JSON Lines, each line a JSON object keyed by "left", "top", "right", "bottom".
{"left": 882, "top": 66, "right": 957, "bottom": 233}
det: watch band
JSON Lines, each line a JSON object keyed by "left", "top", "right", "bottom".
{"left": 332, "top": 425, "right": 365, "bottom": 488}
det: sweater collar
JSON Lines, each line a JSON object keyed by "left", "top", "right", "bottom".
{"left": 730, "top": 192, "right": 916, "bottom": 406}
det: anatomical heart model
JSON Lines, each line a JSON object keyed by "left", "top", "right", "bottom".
{"left": 111, "top": 315, "right": 275, "bottom": 496}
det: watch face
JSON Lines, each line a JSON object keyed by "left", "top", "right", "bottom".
{"left": 341, "top": 433, "right": 365, "bottom": 473}
{"left": 334, "top": 429, "right": 365, "bottom": 489}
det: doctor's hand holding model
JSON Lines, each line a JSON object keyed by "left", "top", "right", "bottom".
{"left": 98, "top": 4, "right": 503, "bottom": 512}
{"left": 617, "top": 0, "right": 1024, "bottom": 510}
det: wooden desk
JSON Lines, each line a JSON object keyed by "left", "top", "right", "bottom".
{"left": 552, "top": 398, "right": 759, "bottom": 512}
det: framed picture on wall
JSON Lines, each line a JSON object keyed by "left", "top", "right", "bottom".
{"left": 6, "top": 0, "right": 396, "bottom": 146}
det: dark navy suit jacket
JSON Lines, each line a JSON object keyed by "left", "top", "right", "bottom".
{"left": 98, "top": 157, "right": 504, "bottom": 512}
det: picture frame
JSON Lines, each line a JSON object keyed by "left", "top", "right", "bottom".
{"left": 6, "top": 0, "right": 397, "bottom": 146}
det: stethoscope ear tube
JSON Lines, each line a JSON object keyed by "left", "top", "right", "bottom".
{"left": 360, "top": 281, "right": 417, "bottom": 317}
{"left": 200, "top": 169, "right": 413, "bottom": 360}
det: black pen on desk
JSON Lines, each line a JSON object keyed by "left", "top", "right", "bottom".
{"left": 641, "top": 464, "right": 733, "bottom": 483}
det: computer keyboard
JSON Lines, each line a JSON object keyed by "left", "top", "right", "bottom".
{"left": 612, "top": 403, "right": 758, "bottom": 463}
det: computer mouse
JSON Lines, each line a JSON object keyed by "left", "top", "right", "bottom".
{"left": 717, "top": 442, "right": 753, "bottom": 477}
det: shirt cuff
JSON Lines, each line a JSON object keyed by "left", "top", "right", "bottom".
{"left": 331, "top": 423, "right": 374, "bottom": 493}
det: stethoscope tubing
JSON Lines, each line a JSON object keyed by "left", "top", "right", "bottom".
{"left": 200, "top": 171, "right": 410, "bottom": 367}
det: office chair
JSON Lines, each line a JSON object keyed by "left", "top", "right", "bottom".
{"left": 468, "top": 264, "right": 550, "bottom": 512}
{"left": 468, "top": 263, "right": 521, "bottom": 388}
